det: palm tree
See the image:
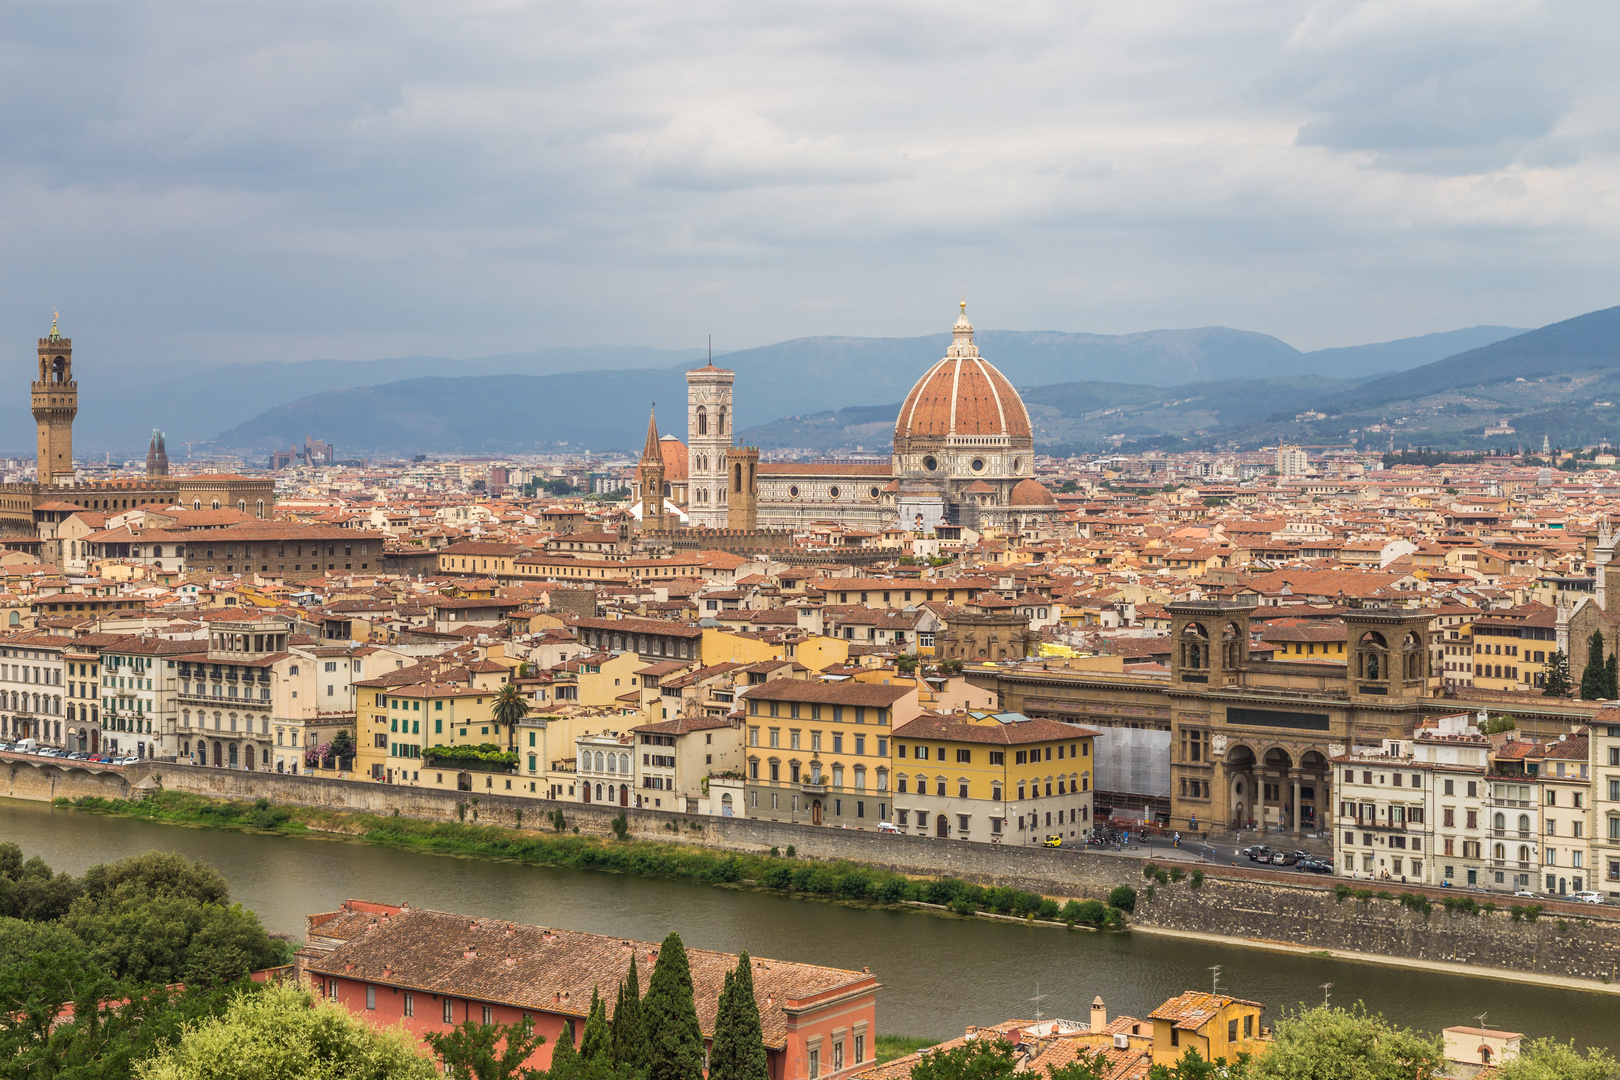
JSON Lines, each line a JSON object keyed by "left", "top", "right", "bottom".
{"left": 491, "top": 682, "right": 530, "bottom": 752}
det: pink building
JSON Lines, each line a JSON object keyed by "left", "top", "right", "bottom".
{"left": 297, "top": 899, "right": 880, "bottom": 1080}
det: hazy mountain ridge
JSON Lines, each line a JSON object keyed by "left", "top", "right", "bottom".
{"left": 206, "top": 324, "right": 1528, "bottom": 457}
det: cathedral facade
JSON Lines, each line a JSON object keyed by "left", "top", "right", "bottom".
{"left": 666, "top": 303, "right": 1064, "bottom": 535}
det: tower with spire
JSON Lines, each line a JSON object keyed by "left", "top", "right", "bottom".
{"left": 32, "top": 312, "right": 77, "bottom": 486}
{"left": 145, "top": 430, "right": 169, "bottom": 477}
{"left": 637, "top": 406, "right": 669, "bottom": 533}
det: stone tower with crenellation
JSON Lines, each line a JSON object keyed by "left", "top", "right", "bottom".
{"left": 32, "top": 314, "right": 77, "bottom": 486}
{"left": 686, "top": 360, "right": 734, "bottom": 528}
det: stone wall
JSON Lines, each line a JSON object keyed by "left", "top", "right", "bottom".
{"left": 1135, "top": 873, "right": 1620, "bottom": 983}
{"left": 14, "top": 756, "right": 1620, "bottom": 987}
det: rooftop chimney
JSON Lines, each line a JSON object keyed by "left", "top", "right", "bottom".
{"left": 1091, "top": 996, "right": 1107, "bottom": 1031}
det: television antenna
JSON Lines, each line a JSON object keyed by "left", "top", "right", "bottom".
{"left": 1320, "top": 982, "right": 1332, "bottom": 1007}
{"left": 1028, "top": 981, "right": 1049, "bottom": 1024}
{"left": 1209, "top": 965, "right": 1221, "bottom": 995}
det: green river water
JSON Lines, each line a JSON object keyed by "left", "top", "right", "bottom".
{"left": 2, "top": 798, "right": 1615, "bottom": 1047}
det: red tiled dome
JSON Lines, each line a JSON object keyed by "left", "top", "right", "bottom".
{"left": 1009, "top": 478, "right": 1057, "bottom": 506}
{"left": 895, "top": 306, "right": 1031, "bottom": 444}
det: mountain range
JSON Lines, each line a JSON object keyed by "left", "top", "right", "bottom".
{"left": 200, "top": 323, "right": 1525, "bottom": 459}
{"left": 6, "top": 318, "right": 1577, "bottom": 459}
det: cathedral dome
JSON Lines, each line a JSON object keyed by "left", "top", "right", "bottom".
{"left": 895, "top": 304, "right": 1032, "bottom": 445}
{"left": 1009, "top": 478, "right": 1057, "bottom": 506}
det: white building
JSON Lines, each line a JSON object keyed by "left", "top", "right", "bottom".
{"left": 1275, "top": 445, "right": 1310, "bottom": 477}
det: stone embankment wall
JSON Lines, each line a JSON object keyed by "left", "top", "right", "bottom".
{"left": 11, "top": 756, "right": 1620, "bottom": 987}
{"left": 1135, "top": 874, "right": 1620, "bottom": 984}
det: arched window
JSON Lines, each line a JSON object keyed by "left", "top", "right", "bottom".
{"left": 1518, "top": 814, "right": 1530, "bottom": 833}
{"left": 594, "top": 751, "right": 604, "bottom": 772}
{"left": 620, "top": 753, "right": 630, "bottom": 774}
{"left": 697, "top": 406, "right": 708, "bottom": 436}
{"left": 255, "top": 500, "right": 264, "bottom": 518}
{"left": 211, "top": 499, "right": 221, "bottom": 510}
{"left": 1494, "top": 843, "right": 1505, "bottom": 860}
{"left": 1494, "top": 812, "right": 1505, "bottom": 830}
{"left": 605, "top": 753, "right": 616, "bottom": 774}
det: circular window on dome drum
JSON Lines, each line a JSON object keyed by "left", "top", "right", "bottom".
{"left": 922, "top": 456, "right": 938, "bottom": 472}
{"left": 829, "top": 486, "right": 840, "bottom": 498}
{"left": 869, "top": 486, "right": 880, "bottom": 499}
{"left": 788, "top": 485, "right": 799, "bottom": 497}
{"left": 971, "top": 458, "right": 986, "bottom": 472}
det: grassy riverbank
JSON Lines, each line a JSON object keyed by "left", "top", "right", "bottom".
{"left": 60, "top": 791, "right": 1133, "bottom": 929}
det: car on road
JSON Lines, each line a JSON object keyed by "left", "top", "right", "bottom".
{"left": 1270, "top": 851, "right": 1299, "bottom": 866}
{"left": 1513, "top": 890, "right": 1539, "bottom": 899}
{"left": 1242, "top": 845, "right": 1271, "bottom": 861}
{"left": 1043, "top": 835, "right": 1063, "bottom": 848}
{"left": 1573, "top": 891, "right": 1605, "bottom": 904}
{"left": 1298, "top": 858, "right": 1334, "bottom": 873}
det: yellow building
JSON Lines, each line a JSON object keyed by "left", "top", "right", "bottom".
{"left": 1147, "top": 992, "right": 1267, "bottom": 1067}
{"left": 889, "top": 710, "right": 1097, "bottom": 845}
{"left": 1471, "top": 606, "right": 1557, "bottom": 692}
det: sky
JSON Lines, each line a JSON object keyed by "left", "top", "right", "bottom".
{"left": 3, "top": 0, "right": 1619, "bottom": 370}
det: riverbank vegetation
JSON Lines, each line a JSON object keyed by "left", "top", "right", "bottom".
{"left": 61, "top": 791, "right": 1132, "bottom": 929}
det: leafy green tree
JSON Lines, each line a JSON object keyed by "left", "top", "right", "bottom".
{"left": 1247, "top": 1005, "right": 1443, "bottom": 1080}
{"left": 709, "top": 954, "right": 769, "bottom": 1080}
{"left": 67, "top": 891, "right": 281, "bottom": 987}
{"left": 1147, "top": 1047, "right": 1246, "bottom": 1080}
{"left": 492, "top": 683, "right": 531, "bottom": 750}
{"left": 580, "top": 987, "right": 610, "bottom": 1061}
{"left": 1581, "top": 632, "right": 1608, "bottom": 699}
{"left": 910, "top": 1037, "right": 1019, "bottom": 1080}
{"left": 1494, "top": 1038, "right": 1620, "bottom": 1080}
{"left": 0, "top": 842, "right": 83, "bottom": 921}
{"left": 425, "top": 1016, "right": 548, "bottom": 1080}
{"left": 643, "top": 933, "right": 705, "bottom": 1080}
{"left": 136, "top": 980, "right": 437, "bottom": 1080}
{"left": 0, "top": 945, "right": 248, "bottom": 1080}
{"left": 610, "top": 954, "right": 647, "bottom": 1072}
{"left": 550, "top": 1021, "right": 581, "bottom": 1080}
{"left": 330, "top": 728, "right": 357, "bottom": 763}
{"left": 1046, "top": 1057, "right": 1109, "bottom": 1080}
{"left": 1542, "top": 650, "right": 1572, "bottom": 696}
{"left": 0, "top": 913, "right": 81, "bottom": 967}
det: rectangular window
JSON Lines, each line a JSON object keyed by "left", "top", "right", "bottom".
{"left": 366, "top": 986, "right": 376, "bottom": 1011}
{"left": 809, "top": 1049, "right": 820, "bottom": 1079}
{"left": 856, "top": 1035, "right": 865, "bottom": 1064}
{"left": 956, "top": 748, "right": 971, "bottom": 764}
{"left": 404, "top": 993, "right": 414, "bottom": 1018}
{"left": 483, "top": 1006, "right": 493, "bottom": 1025}
{"left": 989, "top": 750, "right": 1004, "bottom": 765}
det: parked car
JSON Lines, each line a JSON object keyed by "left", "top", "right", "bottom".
{"left": 1573, "top": 891, "right": 1605, "bottom": 904}
{"left": 1298, "top": 858, "right": 1333, "bottom": 873}
{"left": 1242, "top": 845, "right": 1271, "bottom": 861}
{"left": 1270, "top": 851, "right": 1299, "bottom": 866}
{"left": 876, "top": 822, "right": 902, "bottom": 834}
{"left": 1043, "top": 835, "right": 1063, "bottom": 848}
{"left": 1513, "top": 890, "right": 1539, "bottom": 899}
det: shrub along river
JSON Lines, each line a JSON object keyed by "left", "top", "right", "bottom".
{"left": 3, "top": 797, "right": 1615, "bottom": 1048}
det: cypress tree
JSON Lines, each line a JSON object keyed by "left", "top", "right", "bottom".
{"left": 1580, "top": 632, "right": 1607, "bottom": 699}
{"left": 643, "top": 933, "right": 705, "bottom": 1080}
{"left": 551, "top": 1019, "right": 580, "bottom": 1080}
{"left": 611, "top": 953, "right": 646, "bottom": 1072}
{"left": 709, "top": 953, "right": 769, "bottom": 1080}
{"left": 581, "top": 986, "right": 610, "bottom": 1061}
{"left": 1605, "top": 649, "right": 1618, "bottom": 700}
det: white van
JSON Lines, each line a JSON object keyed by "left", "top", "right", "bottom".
{"left": 14, "top": 738, "right": 38, "bottom": 752}
{"left": 877, "top": 821, "right": 902, "bottom": 834}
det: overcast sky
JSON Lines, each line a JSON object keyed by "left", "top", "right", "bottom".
{"left": 3, "top": 0, "right": 1618, "bottom": 369}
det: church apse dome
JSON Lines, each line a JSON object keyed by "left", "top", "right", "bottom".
{"left": 893, "top": 302, "right": 1033, "bottom": 482}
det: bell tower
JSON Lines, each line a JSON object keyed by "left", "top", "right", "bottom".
{"left": 32, "top": 312, "right": 77, "bottom": 486}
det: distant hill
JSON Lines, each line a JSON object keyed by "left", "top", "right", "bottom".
{"left": 2, "top": 345, "right": 703, "bottom": 458}
{"left": 207, "top": 323, "right": 1527, "bottom": 458}
{"left": 1295, "top": 325, "right": 1527, "bottom": 379}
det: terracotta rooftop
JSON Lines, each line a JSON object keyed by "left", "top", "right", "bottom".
{"left": 301, "top": 902, "right": 876, "bottom": 1051}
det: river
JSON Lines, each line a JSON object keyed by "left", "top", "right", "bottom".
{"left": 3, "top": 797, "right": 1615, "bottom": 1049}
